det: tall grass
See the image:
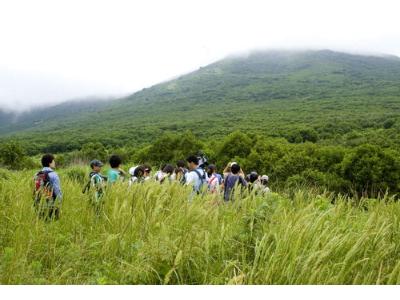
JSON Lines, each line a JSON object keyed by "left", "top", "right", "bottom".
{"left": 1, "top": 167, "right": 400, "bottom": 284}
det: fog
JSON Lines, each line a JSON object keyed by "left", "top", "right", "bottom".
{"left": 1, "top": 0, "right": 399, "bottom": 112}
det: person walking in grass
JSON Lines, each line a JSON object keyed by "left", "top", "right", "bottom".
{"left": 172, "top": 160, "right": 189, "bottom": 184}
{"left": 128, "top": 164, "right": 152, "bottom": 185}
{"left": 82, "top": 159, "right": 107, "bottom": 212}
{"left": 223, "top": 162, "right": 245, "bottom": 179}
{"left": 155, "top": 164, "right": 175, "bottom": 184}
{"left": 142, "top": 164, "right": 152, "bottom": 181}
{"left": 246, "top": 171, "right": 260, "bottom": 192}
{"left": 223, "top": 163, "right": 247, "bottom": 201}
{"left": 185, "top": 155, "right": 208, "bottom": 200}
{"left": 259, "top": 175, "right": 271, "bottom": 194}
{"left": 107, "top": 155, "right": 126, "bottom": 184}
{"left": 128, "top": 165, "right": 145, "bottom": 186}
{"left": 33, "top": 154, "right": 62, "bottom": 220}
{"left": 207, "top": 164, "right": 223, "bottom": 194}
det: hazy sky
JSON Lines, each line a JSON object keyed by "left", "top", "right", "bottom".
{"left": 1, "top": 0, "right": 400, "bottom": 112}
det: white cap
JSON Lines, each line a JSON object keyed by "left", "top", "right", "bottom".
{"left": 261, "top": 175, "right": 269, "bottom": 181}
{"left": 230, "top": 162, "right": 238, "bottom": 167}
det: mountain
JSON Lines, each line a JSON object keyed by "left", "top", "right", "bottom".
{"left": 0, "top": 99, "right": 113, "bottom": 135}
{"left": 1, "top": 50, "right": 400, "bottom": 154}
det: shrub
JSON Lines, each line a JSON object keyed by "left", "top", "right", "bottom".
{"left": 0, "top": 141, "right": 27, "bottom": 170}
{"left": 64, "top": 166, "right": 87, "bottom": 184}
{"left": 341, "top": 144, "right": 400, "bottom": 196}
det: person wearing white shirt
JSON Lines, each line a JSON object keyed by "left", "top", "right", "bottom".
{"left": 185, "top": 155, "right": 208, "bottom": 199}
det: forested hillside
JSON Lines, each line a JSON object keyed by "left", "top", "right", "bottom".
{"left": 1, "top": 50, "right": 400, "bottom": 197}
{"left": 1, "top": 50, "right": 399, "bottom": 154}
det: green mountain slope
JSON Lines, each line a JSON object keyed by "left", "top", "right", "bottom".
{"left": 1, "top": 50, "right": 400, "bottom": 154}
{"left": 0, "top": 99, "right": 113, "bottom": 135}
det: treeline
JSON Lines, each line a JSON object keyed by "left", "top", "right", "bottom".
{"left": 3, "top": 114, "right": 399, "bottom": 157}
{"left": 1, "top": 131, "right": 399, "bottom": 198}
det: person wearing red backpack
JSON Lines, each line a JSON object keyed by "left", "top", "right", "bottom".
{"left": 33, "top": 154, "right": 62, "bottom": 220}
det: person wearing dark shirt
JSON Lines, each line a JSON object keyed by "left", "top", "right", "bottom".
{"left": 223, "top": 163, "right": 247, "bottom": 201}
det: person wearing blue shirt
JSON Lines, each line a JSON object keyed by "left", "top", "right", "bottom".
{"left": 107, "top": 154, "right": 126, "bottom": 184}
{"left": 40, "top": 153, "right": 62, "bottom": 220}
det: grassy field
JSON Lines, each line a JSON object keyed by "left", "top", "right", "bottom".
{"left": 1, "top": 167, "right": 400, "bottom": 284}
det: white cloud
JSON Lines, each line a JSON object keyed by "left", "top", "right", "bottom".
{"left": 0, "top": 0, "right": 399, "bottom": 111}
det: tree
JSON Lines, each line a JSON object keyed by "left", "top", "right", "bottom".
{"left": 0, "top": 141, "right": 27, "bottom": 170}
{"left": 134, "top": 131, "right": 204, "bottom": 165}
{"left": 80, "top": 142, "right": 108, "bottom": 162}
{"left": 341, "top": 144, "right": 400, "bottom": 196}
{"left": 216, "top": 131, "right": 253, "bottom": 166}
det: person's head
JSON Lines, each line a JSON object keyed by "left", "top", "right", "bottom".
{"left": 109, "top": 155, "right": 122, "bottom": 169}
{"left": 175, "top": 167, "right": 183, "bottom": 175}
{"left": 177, "top": 160, "right": 186, "bottom": 168}
{"left": 260, "top": 175, "right": 269, "bottom": 186}
{"left": 249, "top": 171, "right": 259, "bottom": 183}
{"left": 90, "top": 159, "right": 104, "bottom": 172}
{"left": 186, "top": 155, "right": 199, "bottom": 170}
{"left": 231, "top": 163, "right": 241, "bottom": 175}
{"left": 134, "top": 165, "right": 145, "bottom": 177}
{"left": 41, "top": 154, "right": 55, "bottom": 168}
{"left": 197, "top": 151, "right": 208, "bottom": 168}
{"left": 162, "top": 164, "right": 175, "bottom": 175}
{"left": 207, "top": 164, "right": 217, "bottom": 176}
{"left": 143, "top": 164, "right": 152, "bottom": 177}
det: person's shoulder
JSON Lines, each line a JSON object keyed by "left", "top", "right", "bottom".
{"left": 92, "top": 172, "right": 102, "bottom": 179}
{"left": 48, "top": 170, "right": 59, "bottom": 178}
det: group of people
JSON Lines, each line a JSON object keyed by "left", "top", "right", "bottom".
{"left": 33, "top": 152, "right": 271, "bottom": 220}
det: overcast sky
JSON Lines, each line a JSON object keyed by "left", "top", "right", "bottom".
{"left": 1, "top": 0, "right": 400, "bottom": 112}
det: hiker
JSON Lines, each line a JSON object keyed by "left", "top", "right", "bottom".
{"left": 154, "top": 164, "right": 165, "bottom": 182}
{"left": 172, "top": 160, "right": 188, "bottom": 184}
{"left": 197, "top": 151, "right": 209, "bottom": 169}
{"left": 107, "top": 155, "right": 126, "bottom": 184}
{"left": 223, "top": 162, "right": 245, "bottom": 179}
{"left": 185, "top": 155, "right": 208, "bottom": 198}
{"left": 155, "top": 164, "right": 175, "bottom": 184}
{"left": 207, "top": 164, "right": 223, "bottom": 194}
{"left": 142, "top": 164, "right": 152, "bottom": 181}
{"left": 33, "top": 154, "right": 62, "bottom": 220}
{"left": 259, "top": 175, "right": 271, "bottom": 194}
{"left": 82, "top": 159, "right": 107, "bottom": 211}
{"left": 223, "top": 163, "right": 247, "bottom": 201}
{"left": 252, "top": 174, "right": 271, "bottom": 195}
{"left": 128, "top": 165, "right": 145, "bottom": 185}
{"left": 247, "top": 171, "right": 260, "bottom": 192}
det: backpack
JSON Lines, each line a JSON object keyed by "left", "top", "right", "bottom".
{"left": 82, "top": 172, "right": 104, "bottom": 193}
{"left": 208, "top": 174, "right": 219, "bottom": 193}
{"left": 83, "top": 172, "right": 106, "bottom": 205}
{"left": 33, "top": 170, "right": 54, "bottom": 206}
{"left": 192, "top": 168, "right": 207, "bottom": 194}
